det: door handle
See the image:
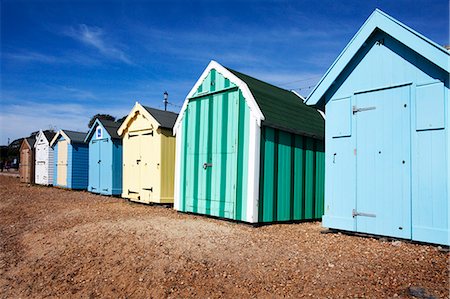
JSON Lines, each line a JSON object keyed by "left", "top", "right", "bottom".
{"left": 136, "top": 159, "right": 141, "bottom": 164}
{"left": 203, "top": 163, "right": 212, "bottom": 169}
{"left": 98, "top": 160, "right": 101, "bottom": 164}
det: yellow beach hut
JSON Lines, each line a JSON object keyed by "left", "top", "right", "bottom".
{"left": 118, "top": 102, "right": 178, "bottom": 204}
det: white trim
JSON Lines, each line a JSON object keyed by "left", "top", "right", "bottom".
{"left": 117, "top": 102, "right": 140, "bottom": 136}
{"left": 50, "top": 130, "right": 71, "bottom": 147}
{"left": 317, "top": 109, "right": 326, "bottom": 119}
{"left": 117, "top": 102, "right": 162, "bottom": 136}
{"left": 291, "top": 90, "right": 306, "bottom": 102}
{"left": 34, "top": 130, "right": 44, "bottom": 148}
{"left": 173, "top": 125, "right": 183, "bottom": 210}
{"left": 173, "top": 60, "right": 265, "bottom": 135}
{"left": 246, "top": 114, "right": 261, "bottom": 223}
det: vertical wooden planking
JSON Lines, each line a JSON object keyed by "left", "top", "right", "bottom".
{"left": 293, "top": 135, "right": 305, "bottom": 220}
{"left": 277, "top": 131, "right": 292, "bottom": 221}
{"left": 261, "top": 127, "right": 276, "bottom": 222}
{"left": 304, "top": 138, "right": 315, "bottom": 219}
{"left": 315, "top": 140, "right": 325, "bottom": 218}
{"left": 258, "top": 126, "right": 325, "bottom": 222}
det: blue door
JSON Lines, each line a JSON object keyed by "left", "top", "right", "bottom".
{"left": 354, "top": 85, "right": 411, "bottom": 239}
{"left": 98, "top": 139, "right": 110, "bottom": 194}
{"left": 89, "top": 140, "right": 101, "bottom": 193}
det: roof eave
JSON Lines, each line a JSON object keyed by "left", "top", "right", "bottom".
{"left": 306, "top": 8, "right": 450, "bottom": 107}
{"left": 173, "top": 60, "right": 265, "bottom": 135}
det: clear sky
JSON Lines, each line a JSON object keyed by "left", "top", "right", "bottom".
{"left": 1, "top": 0, "right": 448, "bottom": 145}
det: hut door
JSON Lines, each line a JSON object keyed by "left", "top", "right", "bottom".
{"left": 20, "top": 148, "right": 30, "bottom": 182}
{"left": 354, "top": 85, "right": 411, "bottom": 239}
{"left": 35, "top": 143, "right": 46, "bottom": 182}
{"left": 90, "top": 139, "right": 103, "bottom": 192}
{"left": 185, "top": 96, "right": 213, "bottom": 213}
{"left": 127, "top": 133, "right": 141, "bottom": 199}
{"left": 98, "top": 139, "right": 109, "bottom": 193}
{"left": 57, "top": 140, "right": 68, "bottom": 186}
{"left": 210, "top": 92, "right": 238, "bottom": 218}
{"left": 140, "top": 130, "right": 155, "bottom": 202}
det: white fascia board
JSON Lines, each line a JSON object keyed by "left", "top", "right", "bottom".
{"left": 291, "top": 90, "right": 306, "bottom": 102}
{"left": 50, "top": 130, "right": 70, "bottom": 147}
{"left": 117, "top": 101, "right": 140, "bottom": 136}
{"left": 173, "top": 60, "right": 265, "bottom": 135}
{"left": 34, "top": 130, "right": 44, "bottom": 148}
{"left": 246, "top": 114, "right": 261, "bottom": 223}
{"left": 173, "top": 126, "right": 183, "bottom": 210}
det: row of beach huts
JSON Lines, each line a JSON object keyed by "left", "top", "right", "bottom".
{"left": 18, "top": 10, "right": 449, "bottom": 246}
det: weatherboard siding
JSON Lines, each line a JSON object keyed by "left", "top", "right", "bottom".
{"left": 69, "top": 143, "right": 89, "bottom": 190}
{"left": 160, "top": 129, "right": 175, "bottom": 202}
{"left": 111, "top": 140, "right": 123, "bottom": 195}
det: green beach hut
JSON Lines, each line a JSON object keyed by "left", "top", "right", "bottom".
{"left": 173, "top": 60, "right": 325, "bottom": 223}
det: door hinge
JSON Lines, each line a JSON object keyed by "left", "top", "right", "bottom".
{"left": 353, "top": 106, "right": 376, "bottom": 114}
{"left": 352, "top": 209, "right": 376, "bottom": 218}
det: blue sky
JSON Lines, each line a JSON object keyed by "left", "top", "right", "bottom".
{"left": 1, "top": 0, "right": 448, "bottom": 145}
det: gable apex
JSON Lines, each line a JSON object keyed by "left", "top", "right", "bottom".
{"left": 306, "top": 9, "right": 450, "bottom": 107}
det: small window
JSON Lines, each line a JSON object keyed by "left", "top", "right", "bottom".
{"left": 96, "top": 127, "right": 103, "bottom": 139}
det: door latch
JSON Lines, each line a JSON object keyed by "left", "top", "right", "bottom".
{"left": 352, "top": 209, "right": 376, "bottom": 218}
{"left": 203, "top": 163, "right": 212, "bottom": 169}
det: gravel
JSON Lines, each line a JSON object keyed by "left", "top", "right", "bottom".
{"left": 0, "top": 175, "right": 448, "bottom": 298}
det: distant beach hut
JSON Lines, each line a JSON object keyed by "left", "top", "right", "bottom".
{"left": 50, "top": 130, "right": 89, "bottom": 190}
{"left": 19, "top": 137, "right": 35, "bottom": 184}
{"left": 34, "top": 130, "right": 56, "bottom": 186}
{"left": 85, "top": 118, "right": 123, "bottom": 195}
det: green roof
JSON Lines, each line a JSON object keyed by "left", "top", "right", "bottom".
{"left": 226, "top": 67, "right": 324, "bottom": 139}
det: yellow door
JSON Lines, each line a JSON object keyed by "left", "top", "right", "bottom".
{"left": 126, "top": 132, "right": 141, "bottom": 200}
{"left": 140, "top": 130, "right": 157, "bottom": 203}
{"left": 57, "top": 140, "right": 68, "bottom": 186}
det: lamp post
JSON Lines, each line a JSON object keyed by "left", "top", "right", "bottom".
{"left": 163, "top": 91, "right": 168, "bottom": 111}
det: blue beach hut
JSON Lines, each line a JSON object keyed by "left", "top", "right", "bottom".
{"left": 85, "top": 118, "right": 123, "bottom": 196}
{"left": 306, "top": 9, "right": 449, "bottom": 245}
{"left": 50, "top": 130, "right": 89, "bottom": 190}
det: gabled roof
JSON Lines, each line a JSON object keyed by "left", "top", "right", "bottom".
{"left": 21, "top": 137, "right": 35, "bottom": 150}
{"left": 34, "top": 130, "right": 55, "bottom": 147}
{"left": 226, "top": 67, "right": 324, "bottom": 138}
{"left": 117, "top": 102, "right": 179, "bottom": 136}
{"left": 306, "top": 9, "right": 450, "bottom": 107}
{"left": 43, "top": 131, "right": 56, "bottom": 143}
{"left": 85, "top": 118, "right": 122, "bottom": 142}
{"left": 142, "top": 106, "right": 178, "bottom": 130}
{"left": 50, "top": 129, "right": 87, "bottom": 146}
{"left": 174, "top": 60, "right": 324, "bottom": 139}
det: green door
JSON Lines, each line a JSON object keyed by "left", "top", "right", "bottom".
{"left": 184, "top": 91, "right": 240, "bottom": 218}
